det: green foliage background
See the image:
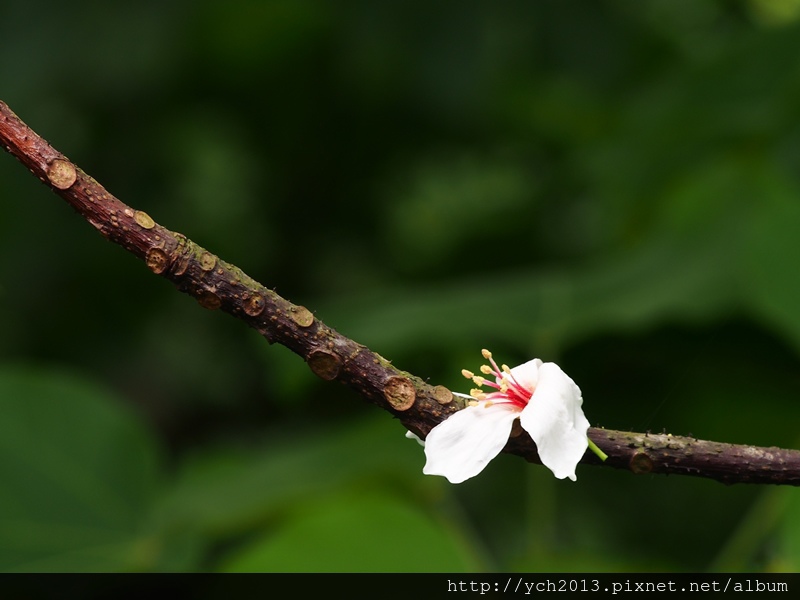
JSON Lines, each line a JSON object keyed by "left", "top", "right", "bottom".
{"left": 2, "top": 0, "right": 800, "bottom": 572}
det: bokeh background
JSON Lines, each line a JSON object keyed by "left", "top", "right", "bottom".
{"left": 3, "top": 0, "right": 800, "bottom": 572}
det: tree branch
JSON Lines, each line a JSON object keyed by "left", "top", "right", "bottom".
{"left": 2, "top": 99, "right": 799, "bottom": 486}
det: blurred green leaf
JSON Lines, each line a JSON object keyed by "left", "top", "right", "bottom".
{"left": 747, "top": 0, "right": 800, "bottom": 26}
{"left": 220, "top": 488, "right": 481, "bottom": 572}
{"left": 776, "top": 488, "right": 800, "bottom": 570}
{"left": 382, "top": 152, "right": 536, "bottom": 272}
{"left": 154, "top": 415, "right": 427, "bottom": 537}
{"left": 710, "top": 487, "right": 794, "bottom": 571}
{"left": 322, "top": 227, "right": 738, "bottom": 359}
{"left": 0, "top": 365, "right": 161, "bottom": 571}
{"left": 745, "top": 189, "right": 800, "bottom": 351}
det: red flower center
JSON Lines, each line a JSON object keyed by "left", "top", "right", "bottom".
{"left": 461, "top": 349, "right": 533, "bottom": 410}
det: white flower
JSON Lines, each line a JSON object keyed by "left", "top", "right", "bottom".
{"left": 418, "top": 349, "right": 590, "bottom": 484}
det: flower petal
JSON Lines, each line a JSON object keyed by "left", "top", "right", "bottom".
{"left": 519, "top": 362, "right": 589, "bottom": 481}
{"left": 405, "top": 430, "right": 425, "bottom": 446}
{"left": 423, "top": 402, "right": 520, "bottom": 484}
{"left": 504, "top": 358, "right": 542, "bottom": 391}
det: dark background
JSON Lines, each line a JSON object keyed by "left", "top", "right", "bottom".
{"left": 2, "top": 0, "right": 800, "bottom": 571}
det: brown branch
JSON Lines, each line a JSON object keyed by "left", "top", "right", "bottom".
{"left": 2, "top": 99, "right": 799, "bottom": 487}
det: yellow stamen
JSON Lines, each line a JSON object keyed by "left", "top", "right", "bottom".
{"left": 480, "top": 365, "right": 493, "bottom": 375}
{"left": 468, "top": 400, "right": 479, "bottom": 406}
{"left": 469, "top": 389, "right": 486, "bottom": 400}
{"left": 461, "top": 369, "right": 474, "bottom": 379}
{"left": 472, "top": 375, "right": 486, "bottom": 387}
{"left": 481, "top": 348, "right": 492, "bottom": 359}
{"left": 483, "top": 400, "right": 494, "bottom": 408}
{"left": 502, "top": 364, "right": 511, "bottom": 374}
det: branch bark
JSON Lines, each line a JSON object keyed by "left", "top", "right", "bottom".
{"left": 2, "top": 99, "right": 799, "bottom": 486}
